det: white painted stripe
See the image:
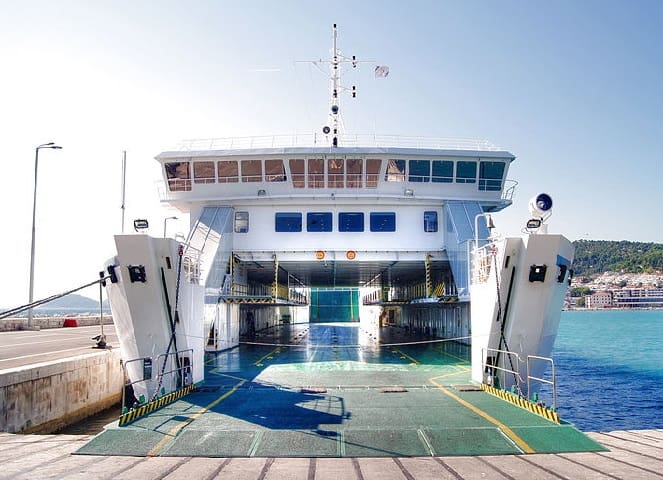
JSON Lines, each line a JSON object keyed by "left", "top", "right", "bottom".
{"left": 0, "top": 346, "right": 92, "bottom": 363}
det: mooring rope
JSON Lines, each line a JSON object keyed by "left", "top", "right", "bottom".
{"left": 0, "top": 278, "right": 104, "bottom": 321}
{"left": 238, "top": 333, "right": 483, "bottom": 348}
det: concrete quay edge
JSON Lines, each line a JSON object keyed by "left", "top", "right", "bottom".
{"left": 0, "top": 429, "right": 661, "bottom": 479}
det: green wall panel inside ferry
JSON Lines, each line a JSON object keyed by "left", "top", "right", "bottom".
{"left": 310, "top": 288, "right": 359, "bottom": 323}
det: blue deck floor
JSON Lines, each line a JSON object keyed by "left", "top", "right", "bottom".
{"left": 77, "top": 323, "right": 604, "bottom": 457}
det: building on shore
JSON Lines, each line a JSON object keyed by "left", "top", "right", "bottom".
{"left": 612, "top": 288, "right": 663, "bottom": 308}
{"left": 586, "top": 287, "right": 663, "bottom": 309}
{"left": 585, "top": 291, "right": 613, "bottom": 309}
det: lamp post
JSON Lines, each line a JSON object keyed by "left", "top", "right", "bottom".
{"left": 27, "top": 142, "right": 62, "bottom": 330}
{"left": 163, "top": 216, "right": 178, "bottom": 238}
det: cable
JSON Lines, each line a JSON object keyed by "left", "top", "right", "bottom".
{"left": 0, "top": 278, "right": 104, "bottom": 320}
{"left": 239, "top": 334, "right": 479, "bottom": 349}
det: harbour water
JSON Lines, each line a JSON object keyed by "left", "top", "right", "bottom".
{"left": 553, "top": 309, "right": 663, "bottom": 432}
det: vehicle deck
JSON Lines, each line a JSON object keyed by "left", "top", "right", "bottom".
{"left": 77, "top": 323, "right": 604, "bottom": 457}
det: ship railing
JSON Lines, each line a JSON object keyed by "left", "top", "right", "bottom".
{"left": 154, "top": 349, "right": 194, "bottom": 397}
{"left": 501, "top": 179, "right": 518, "bottom": 202}
{"left": 171, "top": 134, "right": 503, "bottom": 152}
{"left": 527, "top": 355, "right": 557, "bottom": 412}
{"left": 121, "top": 349, "right": 194, "bottom": 410}
{"left": 482, "top": 348, "right": 558, "bottom": 411}
{"left": 482, "top": 347, "right": 524, "bottom": 394}
{"left": 121, "top": 356, "right": 153, "bottom": 409}
{"left": 471, "top": 243, "right": 496, "bottom": 284}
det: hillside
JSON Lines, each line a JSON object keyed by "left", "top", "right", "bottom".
{"left": 37, "top": 294, "right": 102, "bottom": 309}
{"left": 572, "top": 240, "right": 663, "bottom": 276}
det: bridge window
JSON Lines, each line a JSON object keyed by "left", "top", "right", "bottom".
{"left": 265, "top": 159, "right": 286, "bottom": 182}
{"left": 456, "top": 161, "right": 477, "bottom": 183}
{"left": 234, "top": 211, "right": 249, "bottom": 233}
{"left": 275, "top": 212, "right": 302, "bottom": 232}
{"left": 217, "top": 160, "right": 239, "bottom": 183}
{"left": 289, "top": 159, "right": 305, "bottom": 188}
{"left": 370, "top": 212, "right": 396, "bottom": 232}
{"left": 241, "top": 160, "right": 262, "bottom": 182}
{"left": 328, "top": 158, "right": 344, "bottom": 188}
{"left": 366, "top": 159, "right": 381, "bottom": 188}
{"left": 424, "top": 211, "right": 438, "bottom": 232}
{"left": 193, "top": 161, "right": 215, "bottom": 184}
{"left": 408, "top": 160, "right": 430, "bottom": 183}
{"left": 308, "top": 158, "right": 324, "bottom": 188}
{"left": 385, "top": 159, "right": 405, "bottom": 182}
{"left": 432, "top": 160, "right": 453, "bottom": 183}
{"left": 479, "top": 161, "right": 505, "bottom": 191}
{"left": 339, "top": 212, "right": 364, "bottom": 232}
{"left": 346, "top": 158, "right": 362, "bottom": 188}
{"left": 165, "top": 162, "right": 191, "bottom": 191}
{"left": 307, "top": 212, "right": 333, "bottom": 232}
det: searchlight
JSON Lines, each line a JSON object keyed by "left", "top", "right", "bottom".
{"left": 526, "top": 193, "right": 553, "bottom": 234}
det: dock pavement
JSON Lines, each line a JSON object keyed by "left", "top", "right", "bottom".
{"left": 0, "top": 429, "right": 661, "bottom": 479}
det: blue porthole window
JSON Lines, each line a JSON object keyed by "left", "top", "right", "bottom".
{"left": 424, "top": 211, "right": 438, "bottom": 232}
{"left": 339, "top": 212, "right": 364, "bottom": 232}
{"left": 370, "top": 212, "right": 396, "bottom": 232}
{"left": 275, "top": 212, "right": 302, "bottom": 232}
{"left": 307, "top": 212, "right": 333, "bottom": 232}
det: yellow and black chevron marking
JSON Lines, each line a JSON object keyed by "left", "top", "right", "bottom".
{"left": 481, "top": 384, "right": 560, "bottom": 424}
{"left": 221, "top": 297, "right": 274, "bottom": 304}
{"left": 118, "top": 384, "right": 196, "bottom": 427}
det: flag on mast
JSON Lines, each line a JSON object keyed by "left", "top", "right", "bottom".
{"left": 374, "top": 65, "right": 389, "bottom": 78}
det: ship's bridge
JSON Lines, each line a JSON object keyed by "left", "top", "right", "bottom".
{"left": 153, "top": 136, "right": 516, "bottom": 346}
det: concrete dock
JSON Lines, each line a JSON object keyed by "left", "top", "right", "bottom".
{"left": 0, "top": 429, "right": 661, "bottom": 479}
{"left": 0, "top": 325, "right": 122, "bottom": 433}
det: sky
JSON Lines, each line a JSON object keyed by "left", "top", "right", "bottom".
{"left": 1, "top": 0, "right": 662, "bottom": 306}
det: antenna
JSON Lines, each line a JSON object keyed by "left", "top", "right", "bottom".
{"left": 120, "top": 150, "right": 126, "bottom": 234}
{"left": 296, "top": 24, "right": 380, "bottom": 147}
{"left": 326, "top": 23, "right": 361, "bottom": 148}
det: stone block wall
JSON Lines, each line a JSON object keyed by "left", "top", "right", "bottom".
{"left": 0, "top": 349, "right": 123, "bottom": 433}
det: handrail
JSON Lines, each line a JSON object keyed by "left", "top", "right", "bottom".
{"left": 121, "top": 356, "right": 152, "bottom": 409}
{"left": 170, "top": 134, "right": 505, "bottom": 152}
{"left": 155, "top": 349, "right": 194, "bottom": 396}
{"left": 122, "top": 349, "right": 194, "bottom": 410}
{"left": 482, "top": 347, "right": 524, "bottom": 392}
{"left": 526, "top": 355, "right": 557, "bottom": 411}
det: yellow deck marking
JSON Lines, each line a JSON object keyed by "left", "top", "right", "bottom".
{"left": 429, "top": 377, "right": 535, "bottom": 454}
{"left": 147, "top": 379, "right": 246, "bottom": 456}
{"left": 434, "top": 346, "right": 470, "bottom": 364}
{"left": 431, "top": 366, "right": 469, "bottom": 381}
{"left": 254, "top": 347, "right": 281, "bottom": 367}
{"left": 393, "top": 348, "right": 420, "bottom": 366}
{"left": 212, "top": 372, "right": 249, "bottom": 382}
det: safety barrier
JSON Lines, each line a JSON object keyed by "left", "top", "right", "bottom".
{"left": 155, "top": 349, "right": 194, "bottom": 393}
{"left": 482, "top": 348, "right": 558, "bottom": 415}
{"left": 120, "top": 349, "right": 196, "bottom": 425}
{"left": 481, "top": 383, "right": 560, "bottom": 424}
{"left": 118, "top": 384, "right": 196, "bottom": 426}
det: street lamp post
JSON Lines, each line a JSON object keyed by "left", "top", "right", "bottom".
{"left": 27, "top": 142, "right": 62, "bottom": 330}
{"left": 163, "top": 216, "right": 178, "bottom": 238}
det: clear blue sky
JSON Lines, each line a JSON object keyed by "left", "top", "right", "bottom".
{"left": 1, "top": 0, "right": 662, "bottom": 305}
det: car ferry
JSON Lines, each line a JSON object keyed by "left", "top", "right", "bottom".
{"left": 103, "top": 25, "right": 573, "bottom": 425}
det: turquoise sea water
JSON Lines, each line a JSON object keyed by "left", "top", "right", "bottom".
{"left": 552, "top": 309, "right": 663, "bottom": 432}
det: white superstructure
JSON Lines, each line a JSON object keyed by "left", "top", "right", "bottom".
{"left": 104, "top": 25, "right": 573, "bottom": 405}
